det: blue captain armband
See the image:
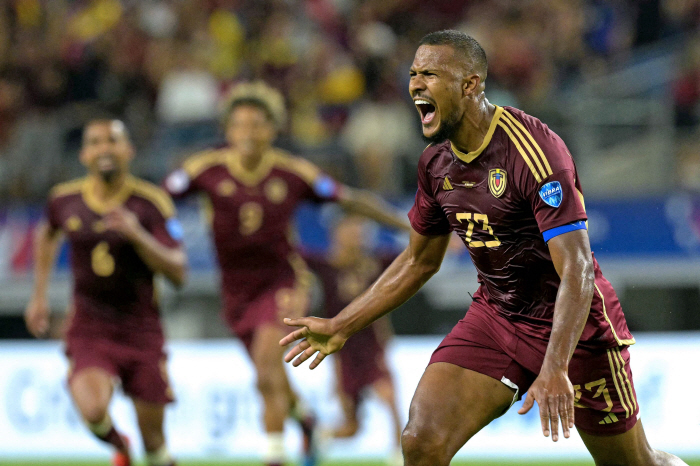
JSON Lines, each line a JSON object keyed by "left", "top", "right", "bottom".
{"left": 542, "top": 220, "right": 587, "bottom": 242}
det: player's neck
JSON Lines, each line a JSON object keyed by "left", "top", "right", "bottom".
{"left": 89, "top": 173, "right": 128, "bottom": 201}
{"left": 239, "top": 150, "right": 266, "bottom": 171}
{"left": 450, "top": 99, "right": 496, "bottom": 154}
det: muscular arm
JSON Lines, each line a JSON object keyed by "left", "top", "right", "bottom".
{"left": 337, "top": 187, "right": 411, "bottom": 231}
{"left": 25, "top": 221, "right": 63, "bottom": 337}
{"left": 518, "top": 228, "right": 595, "bottom": 442}
{"left": 105, "top": 207, "right": 188, "bottom": 287}
{"left": 281, "top": 230, "right": 450, "bottom": 368}
{"left": 544, "top": 229, "right": 595, "bottom": 371}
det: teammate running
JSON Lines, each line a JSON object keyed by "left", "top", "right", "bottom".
{"left": 281, "top": 31, "right": 689, "bottom": 466}
{"left": 163, "top": 82, "right": 408, "bottom": 466}
{"left": 303, "top": 215, "right": 402, "bottom": 465}
{"left": 25, "top": 120, "right": 186, "bottom": 466}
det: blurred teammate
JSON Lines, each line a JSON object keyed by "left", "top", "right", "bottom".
{"left": 303, "top": 216, "right": 402, "bottom": 465}
{"left": 25, "top": 120, "right": 187, "bottom": 466}
{"left": 163, "top": 82, "right": 408, "bottom": 466}
{"left": 281, "top": 31, "right": 689, "bottom": 466}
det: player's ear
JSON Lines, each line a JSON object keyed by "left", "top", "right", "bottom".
{"left": 463, "top": 73, "right": 481, "bottom": 97}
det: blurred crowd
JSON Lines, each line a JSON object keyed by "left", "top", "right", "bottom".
{"left": 1, "top": 0, "right": 700, "bottom": 201}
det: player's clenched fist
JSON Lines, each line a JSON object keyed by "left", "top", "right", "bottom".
{"left": 25, "top": 295, "right": 50, "bottom": 338}
{"left": 280, "top": 316, "right": 347, "bottom": 369}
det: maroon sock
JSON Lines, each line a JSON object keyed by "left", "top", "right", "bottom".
{"left": 95, "top": 426, "right": 127, "bottom": 452}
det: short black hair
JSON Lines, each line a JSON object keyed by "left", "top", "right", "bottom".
{"left": 419, "top": 30, "right": 488, "bottom": 79}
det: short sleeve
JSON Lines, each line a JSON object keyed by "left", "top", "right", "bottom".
{"left": 408, "top": 160, "right": 451, "bottom": 236}
{"left": 529, "top": 169, "right": 587, "bottom": 233}
{"left": 145, "top": 200, "right": 182, "bottom": 249}
{"left": 306, "top": 172, "right": 342, "bottom": 203}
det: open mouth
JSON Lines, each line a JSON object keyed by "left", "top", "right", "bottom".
{"left": 415, "top": 99, "right": 436, "bottom": 125}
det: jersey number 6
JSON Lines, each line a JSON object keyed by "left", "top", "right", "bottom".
{"left": 456, "top": 213, "right": 501, "bottom": 248}
{"left": 91, "top": 241, "right": 115, "bottom": 277}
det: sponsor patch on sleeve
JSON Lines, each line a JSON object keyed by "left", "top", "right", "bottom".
{"left": 313, "top": 174, "right": 338, "bottom": 199}
{"left": 165, "top": 169, "right": 190, "bottom": 194}
{"left": 539, "top": 181, "right": 563, "bottom": 208}
{"left": 166, "top": 218, "right": 184, "bottom": 241}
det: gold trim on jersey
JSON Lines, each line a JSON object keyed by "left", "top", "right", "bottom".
{"left": 594, "top": 284, "right": 636, "bottom": 346}
{"left": 50, "top": 178, "right": 86, "bottom": 199}
{"left": 500, "top": 114, "right": 547, "bottom": 181}
{"left": 498, "top": 120, "right": 542, "bottom": 183}
{"left": 224, "top": 149, "right": 277, "bottom": 187}
{"left": 450, "top": 106, "right": 503, "bottom": 164}
{"left": 81, "top": 175, "right": 135, "bottom": 215}
{"left": 502, "top": 110, "right": 553, "bottom": 177}
{"left": 131, "top": 179, "right": 176, "bottom": 218}
{"left": 182, "top": 149, "right": 224, "bottom": 179}
{"left": 272, "top": 151, "right": 322, "bottom": 186}
{"left": 576, "top": 188, "right": 589, "bottom": 229}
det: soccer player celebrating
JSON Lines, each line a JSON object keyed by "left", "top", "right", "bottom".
{"left": 303, "top": 215, "right": 402, "bottom": 465}
{"left": 281, "top": 31, "right": 689, "bottom": 466}
{"left": 25, "top": 120, "right": 186, "bottom": 466}
{"left": 163, "top": 81, "right": 408, "bottom": 466}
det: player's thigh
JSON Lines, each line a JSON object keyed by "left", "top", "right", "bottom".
{"left": 69, "top": 367, "right": 115, "bottom": 421}
{"left": 579, "top": 420, "right": 656, "bottom": 466}
{"left": 403, "top": 362, "right": 515, "bottom": 455}
{"left": 251, "top": 323, "right": 287, "bottom": 366}
{"left": 133, "top": 398, "right": 166, "bottom": 450}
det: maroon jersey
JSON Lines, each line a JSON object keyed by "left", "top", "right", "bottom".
{"left": 409, "top": 106, "right": 634, "bottom": 350}
{"left": 47, "top": 176, "right": 181, "bottom": 350}
{"left": 164, "top": 147, "right": 340, "bottom": 281}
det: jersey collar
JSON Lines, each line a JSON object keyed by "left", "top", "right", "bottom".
{"left": 225, "top": 148, "right": 277, "bottom": 187}
{"left": 81, "top": 175, "right": 135, "bottom": 215}
{"left": 450, "top": 105, "right": 503, "bottom": 164}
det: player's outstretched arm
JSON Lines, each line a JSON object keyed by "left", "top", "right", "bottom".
{"left": 336, "top": 187, "right": 411, "bottom": 231}
{"left": 104, "top": 207, "right": 188, "bottom": 287}
{"left": 518, "top": 229, "right": 595, "bottom": 442}
{"left": 281, "top": 229, "right": 450, "bottom": 369}
{"left": 25, "top": 221, "right": 63, "bottom": 338}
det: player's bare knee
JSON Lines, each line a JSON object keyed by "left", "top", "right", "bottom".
{"left": 401, "top": 423, "right": 450, "bottom": 465}
{"left": 79, "top": 402, "right": 109, "bottom": 425}
{"left": 255, "top": 367, "right": 286, "bottom": 396}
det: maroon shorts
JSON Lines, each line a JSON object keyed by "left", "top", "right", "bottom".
{"left": 222, "top": 256, "right": 312, "bottom": 353}
{"left": 430, "top": 304, "right": 639, "bottom": 436}
{"left": 337, "top": 326, "right": 391, "bottom": 404}
{"left": 65, "top": 337, "right": 174, "bottom": 405}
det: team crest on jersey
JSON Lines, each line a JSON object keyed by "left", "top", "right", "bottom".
{"left": 488, "top": 169, "right": 507, "bottom": 198}
{"left": 265, "top": 177, "right": 288, "bottom": 204}
{"left": 539, "top": 181, "right": 563, "bottom": 208}
{"left": 216, "top": 180, "right": 236, "bottom": 196}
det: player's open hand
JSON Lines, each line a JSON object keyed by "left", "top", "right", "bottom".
{"left": 104, "top": 207, "right": 143, "bottom": 242}
{"left": 280, "top": 317, "right": 347, "bottom": 369}
{"left": 25, "top": 295, "right": 50, "bottom": 338}
{"left": 517, "top": 368, "right": 575, "bottom": 442}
